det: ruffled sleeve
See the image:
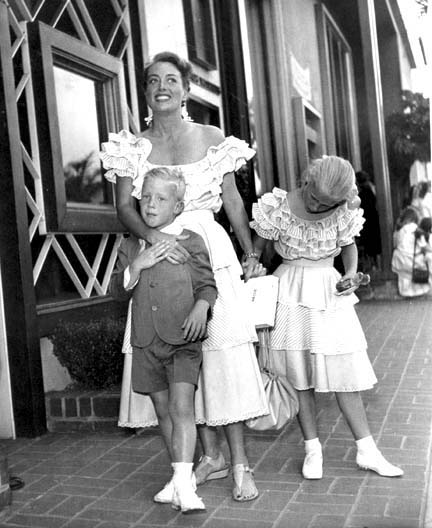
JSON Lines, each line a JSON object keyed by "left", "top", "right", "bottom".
{"left": 100, "top": 130, "right": 152, "bottom": 185}
{"left": 207, "top": 136, "right": 255, "bottom": 184}
{"left": 250, "top": 187, "right": 288, "bottom": 240}
{"left": 336, "top": 206, "right": 365, "bottom": 246}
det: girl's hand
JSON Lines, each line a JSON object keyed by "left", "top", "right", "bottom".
{"left": 148, "top": 230, "right": 190, "bottom": 264}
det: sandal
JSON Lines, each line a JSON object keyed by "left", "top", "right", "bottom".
{"left": 232, "top": 464, "right": 259, "bottom": 502}
{"left": 194, "top": 452, "right": 230, "bottom": 486}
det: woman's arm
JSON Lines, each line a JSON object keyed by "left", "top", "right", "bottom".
{"left": 116, "top": 177, "right": 155, "bottom": 241}
{"left": 220, "top": 173, "right": 264, "bottom": 280}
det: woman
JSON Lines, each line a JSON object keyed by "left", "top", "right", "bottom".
{"left": 101, "top": 52, "right": 268, "bottom": 503}
{"left": 250, "top": 156, "right": 403, "bottom": 479}
{"left": 392, "top": 207, "right": 430, "bottom": 297}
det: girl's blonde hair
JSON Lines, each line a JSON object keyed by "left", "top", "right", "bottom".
{"left": 302, "top": 156, "right": 357, "bottom": 204}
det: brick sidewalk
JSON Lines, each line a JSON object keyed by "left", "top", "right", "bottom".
{"left": 1, "top": 298, "right": 431, "bottom": 528}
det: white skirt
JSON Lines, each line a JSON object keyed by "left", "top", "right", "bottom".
{"left": 267, "top": 260, "right": 377, "bottom": 393}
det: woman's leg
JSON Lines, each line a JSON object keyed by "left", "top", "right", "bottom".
{"left": 195, "top": 425, "right": 229, "bottom": 485}
{"left": 224, "top": 422, "right": 258, "bottom": 501}
{"left": 336, "top": 391, "right": 403, "bottom": 477}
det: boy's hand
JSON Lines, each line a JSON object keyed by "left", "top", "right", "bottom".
{"left": 182, "top": 300, "right": 210, "bottom": 341}
{"left": 130, "top": 241, "right": 171, "bottom": 274}
{"left": 148, "top": 230, "right": 190, "bottom": 264}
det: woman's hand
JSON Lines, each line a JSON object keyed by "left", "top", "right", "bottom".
{"left": 242, "top": 257, "right": 266, "bottom": 281}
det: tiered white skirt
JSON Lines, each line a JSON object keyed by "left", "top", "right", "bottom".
{"left": 268, "top": 260, "right": 377, "bottom": 393}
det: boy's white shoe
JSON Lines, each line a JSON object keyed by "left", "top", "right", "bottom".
{"left": 171, "top": 463, "right": 205, "bottom": 514}
{"left": 154, "top": 472, "right": 197, "bottom": 504}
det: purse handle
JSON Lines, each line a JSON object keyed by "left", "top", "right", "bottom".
{"left": 258, "top": 328, "right": 275, "bottom": 373}
{"left": 412, "top": 231, "right": 430, "bottom": 274}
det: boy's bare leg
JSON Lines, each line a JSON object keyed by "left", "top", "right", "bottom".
{"left": 169, "top": 382, "right": 197, "bottom": 462}
{"left": 150, "top": 389, "right": 174, "bottom": 459}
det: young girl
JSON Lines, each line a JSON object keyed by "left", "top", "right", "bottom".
{"left": 250, "top": 156, "right": 403, "bottom": 479}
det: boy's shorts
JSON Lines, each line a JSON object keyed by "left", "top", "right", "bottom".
{"left": 131, "top": 334, "right": 202, "bottom": 394}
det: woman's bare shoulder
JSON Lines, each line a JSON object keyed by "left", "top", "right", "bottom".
{"left": 193, "top": 123, "right": 225, "bottom": 146}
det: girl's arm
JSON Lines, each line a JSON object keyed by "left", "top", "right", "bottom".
{"left": 340, "top": 242, "right": 358, "bottom": 278}
{"left": 220, "top": 173, "right": 263, "bottom": 280}
{"left": 116, "top": 176, "right": 189, "bottom": 263}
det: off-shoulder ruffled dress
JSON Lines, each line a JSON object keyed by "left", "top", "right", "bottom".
{"left": 250, "top": 188, "right": 377, "bottom": 392}
{"left": 101, "top": 130, "right": 268, "bottom": 427}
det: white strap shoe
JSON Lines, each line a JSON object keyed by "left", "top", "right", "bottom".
{"left": 302, "top": 450, "right": 323, "bottom": 479}
{"left": 356, "top": 450, "right": 404, "bottom": 477}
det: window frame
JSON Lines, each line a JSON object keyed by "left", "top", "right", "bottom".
{"left": 315, "top": 5, "right": 360, "bottom": 167}
{"left": 28, "top": 21, "right": 128, "bottom": 233}
{"left": 183, "top": 0, "right": 217, "bottom": 70}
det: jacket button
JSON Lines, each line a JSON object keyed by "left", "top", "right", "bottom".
{"left": 151, "top": 305, "right": 158, "bottom": 311}
{"left": 149, "top": 282, "right": 155, "bottom": 288}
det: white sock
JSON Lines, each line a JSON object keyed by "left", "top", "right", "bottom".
{"left": 304, "top": 438, "right": 321, "bottom": 453}
{"left": 356, "top": 435, "right": 378, "bottom": 454}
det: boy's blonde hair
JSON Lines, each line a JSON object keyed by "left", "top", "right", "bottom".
{"left": 302, "top": 156, "right": 357, "bottom": 204}
{"left": 143, "top": 167, "right": 186, "bottom": 201}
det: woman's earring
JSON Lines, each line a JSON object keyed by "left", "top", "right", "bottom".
{"left": 181, "top": 101, "right": 193, "bottom": 122}
{"left": 144, "top": 113, "right": 153, "bottom": 127}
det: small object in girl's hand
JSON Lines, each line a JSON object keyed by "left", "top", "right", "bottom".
{"left": 335, "top": 272, "right": 370, "bottom": 294}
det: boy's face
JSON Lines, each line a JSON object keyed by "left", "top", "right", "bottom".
{"left": 139, "top": 177, "right": 183, "bottom": 229}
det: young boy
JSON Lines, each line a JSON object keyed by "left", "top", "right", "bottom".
{"left": 110, "top": 167, "right": 217, "bottom": 513}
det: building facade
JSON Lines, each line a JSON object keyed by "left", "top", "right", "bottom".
{"left": 0, "top": 0, "right": 423, "bottom": 437}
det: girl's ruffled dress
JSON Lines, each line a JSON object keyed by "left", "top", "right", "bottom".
{"left": 251, "top": 188, "right": 377, "bottom": 392}
{"left": 101, "top": 130, "right": 268, "bottom": 427}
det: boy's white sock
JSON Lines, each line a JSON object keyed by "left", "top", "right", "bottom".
{"left": 304, "top": 437, "right": 322, "bottom": 453}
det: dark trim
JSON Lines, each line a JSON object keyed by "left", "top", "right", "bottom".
{"left": 190, "top": 73, "right": 220, "bottom": 95}
{"left": 128, "top": 0, "right": 148, "bottom": 131}
{"left": 183, "top": 0, "right": 217, "bottom": 70}
{"left": 38, "top": 297, "right": 128, "bottom": 337}
{"left": 0, "top": 3, "right": 46, "bottom": 437}
{"left": 213, "top": 0, "right": 255, "bottom": 214}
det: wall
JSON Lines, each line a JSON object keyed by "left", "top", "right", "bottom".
{"left": 0, "top": 263, "right": 14, "bottom": 439}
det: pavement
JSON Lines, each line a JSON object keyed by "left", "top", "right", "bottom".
{"left": 0, "top": 297, "right": 431, "bottom": 528}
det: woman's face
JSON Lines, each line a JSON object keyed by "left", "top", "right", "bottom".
{"left": 145, "top": 61, "right": 188, "bottom": 114}
{"left": 302, "top": 181, "right": 341, "bottom": 214}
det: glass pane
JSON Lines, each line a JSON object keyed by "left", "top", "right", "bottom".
{"left": 53, "top": 66, "right": 107, "bottom": 205}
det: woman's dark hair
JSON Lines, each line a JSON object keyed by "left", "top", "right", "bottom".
{"left": 395, "top": 206, "right": 419, "bottom": 231}
{"left": 419, "top": 217, "right": 432, "bottom": 242}
{"left": 417, "top": 181, "right": 430, "bottom": 199}
{"left": 143, "top": 51, "right": 193, "bottom": 91}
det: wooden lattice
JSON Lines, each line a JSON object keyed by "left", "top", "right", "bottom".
{"left": 6, "top": 0, "right": 138, "bottom": 302}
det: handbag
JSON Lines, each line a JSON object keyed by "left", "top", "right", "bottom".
{"left": 246, "top": 329, "right": 299, "bottom": 431}
{"left": 412, "top": 236, "right": 430, "bottom": 284}
{"left": 243, "top": 275, "right": 279, "bottom": 329}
